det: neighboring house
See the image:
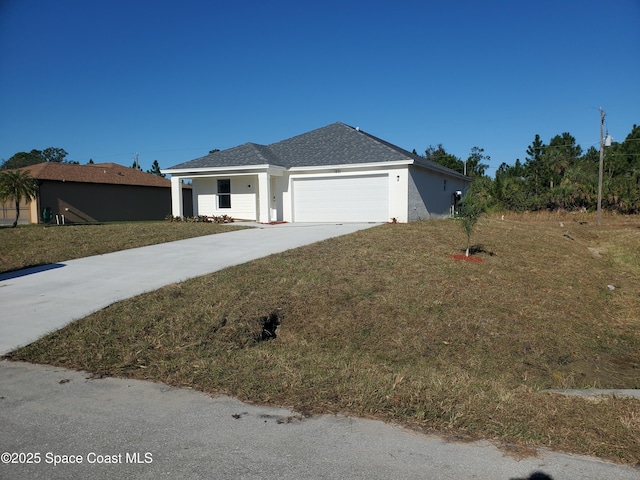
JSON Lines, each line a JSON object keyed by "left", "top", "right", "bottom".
{"left": 162, "top": 122, "right": 471, "bottom": 223}
{"left": 0, "top": 162, "right": 192, "bottom": 225}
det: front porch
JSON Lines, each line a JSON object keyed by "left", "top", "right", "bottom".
{"left": 169, "top": 166, "right": 285, "bottom": 223}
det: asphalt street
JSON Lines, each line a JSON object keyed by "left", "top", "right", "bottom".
{"left": 2, "top": 361, "right": 639, "bottom": 480}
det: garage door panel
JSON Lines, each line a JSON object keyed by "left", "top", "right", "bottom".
{"left": 293, "top": 174, "right": 389, "bottom": 222}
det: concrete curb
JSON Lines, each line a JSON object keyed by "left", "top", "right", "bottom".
{"left": 542, "top": 389, "right": 640, "bottom": 399}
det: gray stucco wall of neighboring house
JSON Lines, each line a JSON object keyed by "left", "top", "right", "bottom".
{"left": 37, "top": 181, "right": 193, "bottom": 223}
{"left": 408, "top": 167, "right": 468, "bottom": 221}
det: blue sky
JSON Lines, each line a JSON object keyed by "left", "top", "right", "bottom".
{"left": 1, "top": 0, "right": 638, "bottom": 176}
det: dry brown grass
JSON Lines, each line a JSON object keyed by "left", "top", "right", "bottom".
{"left": 0, "top": 221, "right": 248, "bottom": 274}
{"left": 6, "top": 212, "right": 640, "bottom": 464}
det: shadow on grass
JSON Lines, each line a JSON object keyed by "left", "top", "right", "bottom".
{"left": 467, "top": 244, "right": 496, "bottom": 256}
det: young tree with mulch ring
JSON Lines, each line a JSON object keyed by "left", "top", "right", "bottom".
{"left": 456, "top": 189, "right": 485, "bottom": 257}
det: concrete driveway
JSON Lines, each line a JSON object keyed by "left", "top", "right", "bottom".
{"left": 1, "top": 223, "right": 638, "bottom": 479}
{"left": 0, "top": 222, "right": 376, "bottom": 354}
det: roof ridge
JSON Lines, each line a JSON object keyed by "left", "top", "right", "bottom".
{"left": 356, "top": 128, "right": 471, "bottom": 179}
{"left": 267, "top": 122, "right": 346, "bottom": 148}
{"left": 250, "top": 143, "right": 281, "bottom": 164}
{"left": 356, "top": 129, "right": 416, "bottom": 158}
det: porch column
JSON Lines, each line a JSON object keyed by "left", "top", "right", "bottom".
{"left": 257, "top": 172, "right": 271, "bottom": 223}
{"left": 170, "top": 176, "right": 184, "bottom": 218}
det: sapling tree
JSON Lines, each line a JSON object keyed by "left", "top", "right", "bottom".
{"left": 456, "top": 189, "right": 485, "bottom": 257}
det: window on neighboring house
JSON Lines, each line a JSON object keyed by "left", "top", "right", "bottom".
{"left": 443, "top": 179, "right": 447, "bottom": 191}
{"left": 218, "top": 179, "right": 231, "bottom": 208}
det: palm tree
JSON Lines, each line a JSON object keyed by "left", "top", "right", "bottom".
{"left": 0, "top": 169, "right": 39, "bottom": 227}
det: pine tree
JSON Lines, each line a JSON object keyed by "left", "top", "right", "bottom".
{"left": 147, "top": 160, "right": 165, "bottom": 177}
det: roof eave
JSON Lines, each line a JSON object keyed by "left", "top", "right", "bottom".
{"left": 411, "top": 160, "right": 473, "bottom": 181}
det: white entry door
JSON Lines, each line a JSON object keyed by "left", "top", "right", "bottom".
{"left": 292, "top": 174, "right": 389, "bottom": 222}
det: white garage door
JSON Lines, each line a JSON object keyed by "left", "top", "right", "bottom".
{"left": 293, "top": 174, "right": 389, "bottom": 222}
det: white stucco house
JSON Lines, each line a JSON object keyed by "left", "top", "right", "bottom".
{"left": 162, "top": 122, "right": 471, "bottom": 223}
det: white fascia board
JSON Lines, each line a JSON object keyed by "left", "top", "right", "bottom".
{"left": 266, "top": 166, "right": 286, "bottom": 176}
{"left": 288, "top": 159, "right": 412, "bottom": 173}
{"left": 161, "top": 164, "right": 286, "bottom": 177}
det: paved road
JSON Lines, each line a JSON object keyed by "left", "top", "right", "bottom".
{"left": 1, "top": 223, "right": 639, "bottom": 479}
{"left": 2, "top": 361, "right": 639, "bottom": 480}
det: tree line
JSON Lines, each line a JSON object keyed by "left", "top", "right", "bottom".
{"left": 1, "top": 148, "right": 75, "bottom": 168}
{"left": 423, "top": 123, "right": 640, "bottom": 214}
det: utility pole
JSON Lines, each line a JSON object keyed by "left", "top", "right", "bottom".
{"left": 597, "top": 108, "right": 605, "bottom": 226}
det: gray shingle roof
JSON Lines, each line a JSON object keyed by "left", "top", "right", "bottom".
{"left": 167, "top": 122, "right": 469, "bottom": 180}
{"left": 355, "top": 128, "right": 469, "bottom": 178}
{"left": 268, "top": 122, "right": 407, "bottom": 167}
{"left": 169, "top": 143, "right": 279, "bottom": 169}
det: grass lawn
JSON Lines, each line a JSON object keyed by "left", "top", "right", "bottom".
{"left": 5, "top": 213, "right": 640, "bottom": 465}
{"left": 0, "top": 221, "right": 248, "bottom": 274}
